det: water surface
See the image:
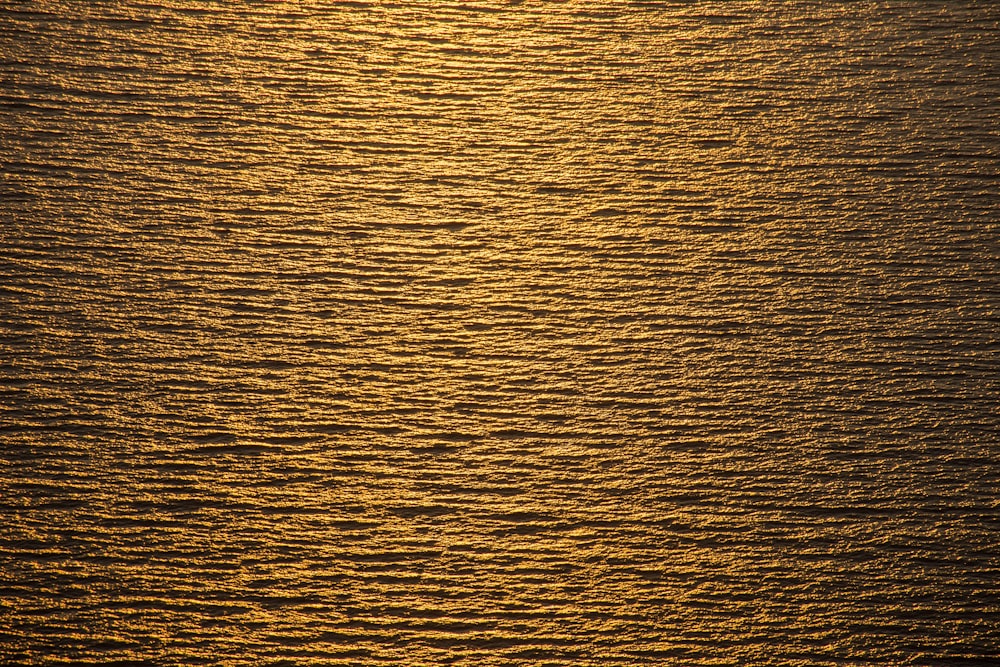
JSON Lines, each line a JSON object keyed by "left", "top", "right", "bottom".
{"left": 2, "top": 2, "right": 999, "bottom": 665}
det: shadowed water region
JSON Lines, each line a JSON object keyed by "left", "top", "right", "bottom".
{"left": 1, "top": 1, "right": 999, "bottom": 665}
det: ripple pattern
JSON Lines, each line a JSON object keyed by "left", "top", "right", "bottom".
{"left": 2, "top": 2, "right": 999, "bottom": 665}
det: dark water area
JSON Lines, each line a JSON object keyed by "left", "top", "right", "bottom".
{"left": 2, "top": 1, "right": 999, "bottom": 665}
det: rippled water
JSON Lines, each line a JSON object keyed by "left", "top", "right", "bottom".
{"left": 2, "top": 2, "right": 999, "bottom": 665}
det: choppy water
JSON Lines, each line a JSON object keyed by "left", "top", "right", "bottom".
{"left": 2, "top": 2, "right": 999, "bottom": 665}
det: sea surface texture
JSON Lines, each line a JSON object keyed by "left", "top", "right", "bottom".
{"left": 2, "top": 2, "right": 999, "bottom": 665}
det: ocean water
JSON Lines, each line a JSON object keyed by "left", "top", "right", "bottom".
{"left": 1, "top": 2, "right": 998, "bottom": 665}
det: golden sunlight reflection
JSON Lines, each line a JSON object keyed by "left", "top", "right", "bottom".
{"left": 1, "top": 1, "right": 998, "bottom": 665}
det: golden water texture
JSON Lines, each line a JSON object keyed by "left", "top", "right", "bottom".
{"left": 2, "top": 1, "right": 999, "bottom": 664}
